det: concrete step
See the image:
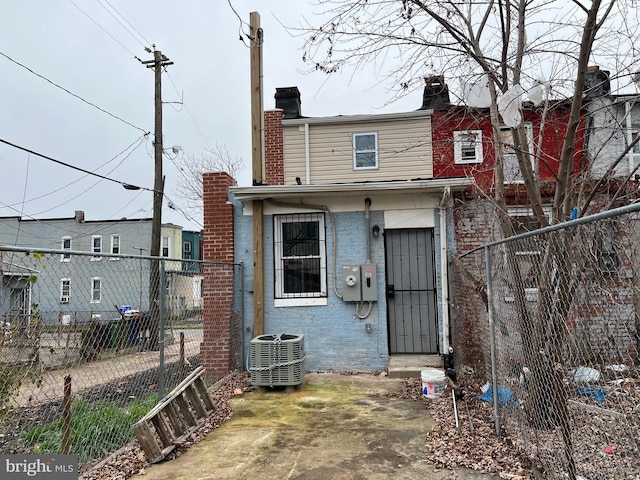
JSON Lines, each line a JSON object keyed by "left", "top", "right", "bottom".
{"left": 387, "top": 354, "right": 443, "bottom": 378}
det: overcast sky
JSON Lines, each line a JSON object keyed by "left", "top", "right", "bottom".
{"left": 0, "top": 0, "right": 422, "bottom": 232}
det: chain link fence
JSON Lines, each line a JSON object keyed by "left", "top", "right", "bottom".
{"left": 0, "top": 246, "right": 241, "bottom": 471}
{"left": 457, "top": 204, "right": 640, "bottom": 479}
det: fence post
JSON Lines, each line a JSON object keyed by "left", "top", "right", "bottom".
{"left": 485, "top": 246, "right": 501, "bottom": 436}
{"left": 179, "top": 332, "right": 185, "bottom": 381}
{"left": 158, "top": 259, "right": 166, "bottom": 399}
{"left": 62, "top": 375, "right": 71, "bottom": 454}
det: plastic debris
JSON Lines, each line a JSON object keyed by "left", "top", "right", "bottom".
{"left": 603, "top": 445, "right": 615, "bottom": 456}
{"left": 572, "top": 366, "right": 601, "bottom": 383}
{"left": 605, "top": 364, "right": 628, "bottom": 373}
{"left": 576, "top": 387, "right": 607, "bottom": 403}
{"left": 478, "top": 384, "right": 515, "bottom": 407}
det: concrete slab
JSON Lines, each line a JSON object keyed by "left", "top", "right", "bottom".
{"left": 388, "top": 354, "right": 443, "bottom": 378}
{"left": 138, "top": 372, "right": 498, "bottom": 480}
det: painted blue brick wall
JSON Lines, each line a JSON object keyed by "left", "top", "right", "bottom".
{"left": 233, "top": 197, "right": 389, "bottom": 372}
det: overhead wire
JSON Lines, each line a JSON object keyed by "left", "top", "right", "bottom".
{"left": 166, "top": 73, "right": 213, "bottom": 151}
{"left": 68, "top": 0, "right": 144, "bottom": 62}
{"left": 0, "top": 51, "right": 148, "bottom": 134}
{"left": 5, "top": 135, "right": 148, "bottom": 209}
{"left": 0, "top": 137, "right": 154, "bottom": 193}
{"left": 96, "top": 0, "right": 152, "bottom": 49}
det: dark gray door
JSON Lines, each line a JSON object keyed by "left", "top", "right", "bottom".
{"left": 385, "top": 228, "right": 438, "bottom": 354}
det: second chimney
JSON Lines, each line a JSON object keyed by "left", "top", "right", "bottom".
{"left": 275, "top": 87, "right": 302, "bottom": 119}
{"left": 421, "top": 75, "right": 450, "bottom": 111}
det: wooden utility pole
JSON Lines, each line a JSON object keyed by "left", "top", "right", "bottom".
{"left": 142, "top": 48, "right": 173, "bottom": 349}
{"left": 250, "top": 12, "right": 265, "bottom": 336}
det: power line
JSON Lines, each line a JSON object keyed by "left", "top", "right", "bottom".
{"left": 96, "top": 0, "right": 152, "bottom": 49}
{"left": 166, "top": 72, "right": 213, "bottom": 151}
{"left": 0, "top": 50, "right": 148, "bottom": 134}
{"left": 68, "top": 0, "right": 143, "bottom": 61}
{"left": 0, "top": 137, "right": 154, "bottom": 192}
{"left": 6, "top": 135, "right": 148, "bottom": 209}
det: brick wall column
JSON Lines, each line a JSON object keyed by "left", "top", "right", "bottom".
{"left": 201, "top": 172, "right": 235, "bottom": 379}
{"left": 265, "top": 109, "right": 284, "bottom": 185}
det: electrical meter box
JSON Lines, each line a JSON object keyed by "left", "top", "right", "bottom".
{"left": 342, "top": 263, "right": 377, "bottom": 302}
{"left": 342, "top": 264, "right": 361, "bottom": 302}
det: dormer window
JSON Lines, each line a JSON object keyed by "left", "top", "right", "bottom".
{"left": 353, "top": 132, "right": 379, "bottom": 170}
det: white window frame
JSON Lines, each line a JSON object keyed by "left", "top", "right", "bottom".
{"left": 274, "top": 213, "right": 327, "bottom": 307}
{"left": 453, "top": 130, "right": 483, "bottom": 164}
{"left": 60, "top": 278, "right": 70, "bottom": 303}
{"left": 61, "top": 236, "right": 72, "bottom": 262}
{"left": 91, "top": 235, "right": 102, "bottom": 261}
{"left": 183, "top": 241, "right": 192, "bottom": 260}
{"left": 162, "top": 236, "right": 170, "bottom": 257}
{"left": 110, "top": 234, "right": 120, "bottom": 257}
{"left": 353, "top": 132, "right": 379, "bottom": 170}
{"left": 90, "top": 277, "right": 102, "bottom": 304}
{"left": 501, "top": 123, "right": 534, "bottom": 184}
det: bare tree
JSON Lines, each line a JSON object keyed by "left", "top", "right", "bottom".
{"left": 298, "top": 1, "right": 638, "bottom": 475}
{"left": 172, "top": 144, "right": 244, "bottom": 218}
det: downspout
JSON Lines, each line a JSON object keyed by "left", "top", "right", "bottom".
{"left": 440, "top": 187, "right": 451, "bottom": 353}
{"left": 365, "top": 197, "right": 372, "bottom": 263}
{"left": 626, "top": 101, "right": 634, "bottom": 176}
{"left": 304, "top": 123, "right": 310, "bottom": 184}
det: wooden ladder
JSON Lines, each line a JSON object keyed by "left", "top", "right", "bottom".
{"left": 133, "top": 366, "right": 216, "bottom": 464}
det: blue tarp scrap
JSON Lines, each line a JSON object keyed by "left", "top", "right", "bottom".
{"left": 576, "top": 387, "right": 607, "bottom": 403}
{"left": 478, "top": 385, "right": 516, "bottom": 407}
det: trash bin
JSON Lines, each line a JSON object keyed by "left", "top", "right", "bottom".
{"left": 109, "top": 319, "right": 122, "bottom": 348}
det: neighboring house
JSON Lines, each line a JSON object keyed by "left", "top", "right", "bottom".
{"left": 205, "top": 84, "right": 473, "bottom": 374}
{"left": 0, "top": 259, "right": 38, "bottom": 335}
{"left": 0, "top": 210, "right": 184, "bottom": 324}
{"left": 584, "top": 68, "right": 640, "bottom": 179}
{"left": 165, "top": 230, "right": 204, "bottom": 318}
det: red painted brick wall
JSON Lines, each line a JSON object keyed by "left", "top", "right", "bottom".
{"left": 265, "top": 109, "right": 285, "bottom": 185}
{"left": 201, "top": 172, "right": 237, "bottom": 379}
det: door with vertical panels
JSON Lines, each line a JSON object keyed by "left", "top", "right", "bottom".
{"left": 385, "top": 228, "right": 439, "bottom": 354}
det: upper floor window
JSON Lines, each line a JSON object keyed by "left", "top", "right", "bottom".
{"left": 501, "top": 123, "right": 533, "bottom": 184}
{"left": 353, "top": 132, "right": 379, "bottom": 170}
{"left": 183, "top": 241, "right": 192, "bottom": 260}
{"left": 453, "top": 130, "right": 483, "bottom": 164}
{"left": 91, "top": 235, "right": 102, "bottom": 261}
{"left": 274, "top": 213, "right": 327, "bottom": 305}
{"left": 162, "top": 236, "right": 170, "bottom": 257}
{"left": 61, "top": 236, "right": 72, "bottom": 262}
{"left": 90, "top": 277, "right": 101, "bottom": 303}
{"left": 111, "top": 234, "right": 120, "bottom": 255}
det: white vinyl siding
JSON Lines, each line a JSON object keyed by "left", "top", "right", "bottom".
{"left": 283, "top": 117, "right": 432, "bottom": 184}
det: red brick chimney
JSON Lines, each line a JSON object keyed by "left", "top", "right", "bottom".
{"left": 200, "top": 172, "right": 238, "bottom": 378}
{"left": 265, "top": 109, "right": 284, "bottom": 185}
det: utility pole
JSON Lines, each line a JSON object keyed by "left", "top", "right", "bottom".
{"left": 249, "top": 12, "right": 265, "bottom": 336}
{"left": 142, "top": 48, "right": 173, "bottom": 350}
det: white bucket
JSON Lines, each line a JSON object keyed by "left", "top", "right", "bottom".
{"left": 421, "top": 369, "right": 445, "bottom": 399}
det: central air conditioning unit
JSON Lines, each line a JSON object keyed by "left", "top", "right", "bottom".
{"left": 249, "top": 333, "right": 305, "bottom": 387}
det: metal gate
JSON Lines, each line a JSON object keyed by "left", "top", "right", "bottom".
{"left": 385, "top": 228, "right": 439, "bottom": 354}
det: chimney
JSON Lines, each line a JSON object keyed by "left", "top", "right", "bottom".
{"left": 275, "top": 87, "right": 302, "bottom": 119}
{"left": 74, "top": 210, "right": 85, "bottom": 223}
{"left": 421, "top": 75, "right": 450, "bottom": 111}
{"left": 584, "top": 66, "right": 610, "bottom": 98}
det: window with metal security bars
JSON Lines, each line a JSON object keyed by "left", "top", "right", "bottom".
{"left": 274, "top": 213, "right": 327, "bottom": 302}
{"left": 353, "top": 132, "right": 378, "bottom": 170}
{"left": 453, "top": 130, "right": 483, "bottom": 164}
{"left": 503, "top": 207, "right": 549, "bottom": 303}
